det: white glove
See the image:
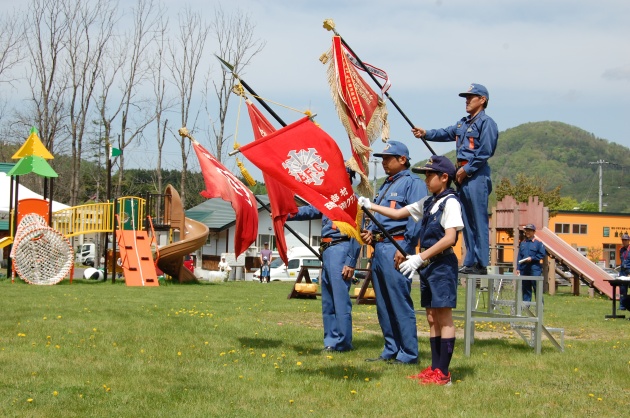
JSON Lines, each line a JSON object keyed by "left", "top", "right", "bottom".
{"left": 399, "top": 254, "right": 424, "bottom": 278}
{"left": 358, "top": 196, "right": 372, "bottom": 210}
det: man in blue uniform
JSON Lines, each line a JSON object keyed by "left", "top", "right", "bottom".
{"left": 516, "top": 224, "right": 546, "bottom": 302}
{"left": 412, "top": 83, "right": 498, "bottom": 275}
{"left": 360, "top": 141, "right": 427, "bottom": 364}
{"left": 618, "top": 233, "right": 630, "bottom": 310}
{"left": 287, "top": 170, "right": 361, "bottom": 352}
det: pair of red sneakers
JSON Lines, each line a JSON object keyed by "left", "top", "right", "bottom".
{"left": 407, "top": 367, "right": 452, "bottom": 386}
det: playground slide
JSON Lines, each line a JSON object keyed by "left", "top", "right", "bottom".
{"left": 156, "top": 217, "right": 209, "bottom": 283}
{"left": 535, "top": 227, "right": 613, "bottom": 299}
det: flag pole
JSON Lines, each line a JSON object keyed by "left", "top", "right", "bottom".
{"left": 323, "top": 20, "right": 436, "bottom": 156}
{"left": 216, "top": 55, "right": 407, "bottom": 254}
{"left": 181, "top": 115, "right": 321, "bottom": 260}
{"left": 359, "top": 206, "right": 408, "bottom": 257}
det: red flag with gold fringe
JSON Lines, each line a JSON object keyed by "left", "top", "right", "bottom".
{"left": 245, "top": 99, "right": 298, "bottom": 265}
{"left": 192, "top": 140, "right": 258, "bottom": 258}
{"left": 239, "top": 116, "right": 361, "bottom": 242}
{"left": 321, "top": 35, "right": 390, "bottom": 196}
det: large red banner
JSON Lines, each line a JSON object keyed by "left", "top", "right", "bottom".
{"left": 245, "top": 100, "right": 298, "bottom": 265}
{"left": 192, "top": 141, "right": 258, "bottom": 257}
{"left": 239, "top": 117, "right": 359, "bottom": 237}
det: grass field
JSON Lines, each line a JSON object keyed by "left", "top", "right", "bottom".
{"left": 0, "top": 277, "right": 628, "bottom": 417}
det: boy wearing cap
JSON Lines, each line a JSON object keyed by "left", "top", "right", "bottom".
{"left": 618, "top": 234, "right": 630, "bottom": 309}
{"left": 516, "top": 224, "right": 546, "bottom": 302}
{"left": 412, "top": 83, "right": 498, "bottom": 275}
{"left": 359, "top": 155, "right": 463, "bottom": 386}
{"left": 359, "top": 141, "right": 427, "bottom": 365}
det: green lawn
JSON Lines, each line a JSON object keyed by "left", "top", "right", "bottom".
{"left": 0, "top": 278, "right": 628, "bottom": 417}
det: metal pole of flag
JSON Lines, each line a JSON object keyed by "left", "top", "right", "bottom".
{"left": 359, "top": 206, "right": 408, "bottom": 257}
{"left": 216, "top": 54, "right": 407, "bottom": 255}
{"left": 254, "top": 196, "right": 321, "bottom": 260}
{"left": 323, "top": 21, "right": 437, "bottom": 156}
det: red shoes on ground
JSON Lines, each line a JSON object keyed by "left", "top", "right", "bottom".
{"left": 407, "top": 366, "right": 452, "bottom": 386}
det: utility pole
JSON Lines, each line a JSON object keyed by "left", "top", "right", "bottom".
{"left": 589, "top": 160, "right": 609, "bottom": 212}
{"left": 371, "top": 159, "right": 379, "bottom": 199}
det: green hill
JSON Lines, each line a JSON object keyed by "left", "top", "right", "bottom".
{"left": 411, "top": 121, "right": 630, "bottom": 213}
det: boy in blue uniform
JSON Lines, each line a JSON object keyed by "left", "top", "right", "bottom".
{"left": 412, "top": 83, "right": 498, "bottom": 275}
{"left": 516, "top": 224, "right": 546, "bottom": 302}
{"left": 360, "top": 155, "right": 463, "bottom": 386}
{"left": 360, "top": 141, "right": 427, "bottom": 365}
{"left": 287, "top": 169, "right": 361, "bottom": 352}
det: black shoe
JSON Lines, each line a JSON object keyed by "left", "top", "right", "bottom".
{"left": 471, "top": 265, "right": 488, "bottom": 275}
{"left": 365, "top": 356, "right": 389, "bottom": 362}
{"left": 458, "top": 265, "right": 472, "bottom": 273}
{"left": 390, "top": 359, "right": 418, "bottom": 365}
{"left": 459, "top": 266, "right": 476, "bottom": 274}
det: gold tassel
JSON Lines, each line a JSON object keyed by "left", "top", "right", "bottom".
{"left": 332, "top": 220, "right": 364, "bottom": 245}
{"left": 237, "top": 159, "right": 256, "bottom": 186}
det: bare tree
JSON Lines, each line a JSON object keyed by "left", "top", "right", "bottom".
{"left": 167, "top": 6, "right": 210, "bottom": 207}
{"left": 0, "top": 9, "right": 26, "bottom": 87}
{"left": 96, "top": 0, "right": 162, "bottom": 196}
{"left": 205, "top": 7, "right": 264, "bottom": 163}
{"left": 64, "top": 0, "right": 117, "bottom": 205}
{"left": 21, "top": 0, "right": 71, "bottom": 155}
{"left": 151, "top": 11, "right": 174, "bottom": 194}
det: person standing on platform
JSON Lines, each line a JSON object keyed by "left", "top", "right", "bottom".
{"left": 286, "top": 169, "right": 361, "bottom": 352}
{"left": 360, "top": 155, "right": 463, "bottom": 385}
{"left": 618, "top": 233, "right": 630, "bottom": 310}
{"left": 412, "top": 83, "right": 498, "bottom": 275}
{"left": 359, "top": 141, "right": 427, "bottom": 365}
{"left": 516, "top": 224, "right": 546, "bottom": 302}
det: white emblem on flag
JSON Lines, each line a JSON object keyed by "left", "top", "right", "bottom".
{"left": 282, "top": 148, "right": 329, "bottom": 186}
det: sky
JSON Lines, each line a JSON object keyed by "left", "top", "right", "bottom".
{"left": 3, "top": 0, "right": 630, "bottom": 182}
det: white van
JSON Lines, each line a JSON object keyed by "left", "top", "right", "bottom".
{"left": 256, "top": 247, "right": 322, "bottom": 282}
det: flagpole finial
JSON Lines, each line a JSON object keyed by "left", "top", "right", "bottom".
{"left": 322, "top": 19, "right": 336, "bottom": 33}
{"left": 178, "top": 127, "right": 197, "bottom": 144}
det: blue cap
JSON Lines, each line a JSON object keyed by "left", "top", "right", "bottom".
{"left": 373, "top": 141, "right": 410, "bottom": 159}
{"left": 412, "top": 155, "right": 456, "bottom": 179}
{"left": 524, "top": 223, "right": 536, "bottom": 231}
{"left": 458, "top": 83, "right": 489, "bottom": 100}
{"left": 622, "top": 233, "right": 630, "bottom": 240}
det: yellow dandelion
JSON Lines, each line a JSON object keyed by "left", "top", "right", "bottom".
{"left": 296, "top": 361, "right": 302, "bottom": 366}
{"left": 350, "top": 390, "right": 357, "bottom": 395}
{"left": 92, "top": 328, "right": 97, "bottom": 332}
{"left": 289, "top": 400, "right": 294, "bottom": 404}
{"left": 589, "top": 394, "right": 594, "bottom": 397}
{"left": 239, "top": 375, "right": 244, "bottom": 379}
{"left": 515, "top": 392, "right": 520, "bottom": 395}
{"left": 574, "top": 368, "right": 578, "bottom": 372}
{"left": 177, "top": 352, "right": 182, "bottom": 356}
{"left": 53, "top": 391, "right": 58, "bottom": 396}
{"left": 344, "top": 375, "right": 348, "bottom": 379}
{"left": 57, "top": 316, "right": 62, "bottom": 319}
{"left": 262, "top": 353, "right": 267, "bottom": 358}
{"left": 326, "top": 355, "right": 333, "bottom": 360}
{"left": 364, "top": 378, "right": 370, "bottom": 382}
{"left": 27, "top": 398, "right": 33, "bottom": 403}
{"left": 220, "top": 352, "right": 226, "bottom": 356}
{"left": 597, "top": 398, "right": 602, "bottom": 401}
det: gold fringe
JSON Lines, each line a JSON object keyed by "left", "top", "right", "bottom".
{"left": 237, "top": 159, "right": 256, "bottom": 186}
{"left": 332, "top": 220, "right": 364, "bottom": 245}
{"left": 346, "top": 158, "right": 373, "bottom": 197}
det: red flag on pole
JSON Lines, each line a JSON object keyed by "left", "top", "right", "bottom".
{"left": 321, "top": 35, "right": 390, "bottom": 196}
{"left": 245, "top": 99, "right": 298, "bottom": 265}
{"left": 239, "top": 116, "right": 361, "bottom": 241}
{"left": 192, "top": 140, "right": 258, "bottom": 258}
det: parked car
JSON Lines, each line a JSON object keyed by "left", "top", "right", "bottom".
{"left": 183, "top": 254, "right": 195, "bottom": 273}
{"left": 603, "top": 267, "right": 618, "bottom": 278}
{"left": 254, "top": 247, "right": 321, "bottom": 282}
{"left": 82, "top": 256, "right": 95, "bottom": 267}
